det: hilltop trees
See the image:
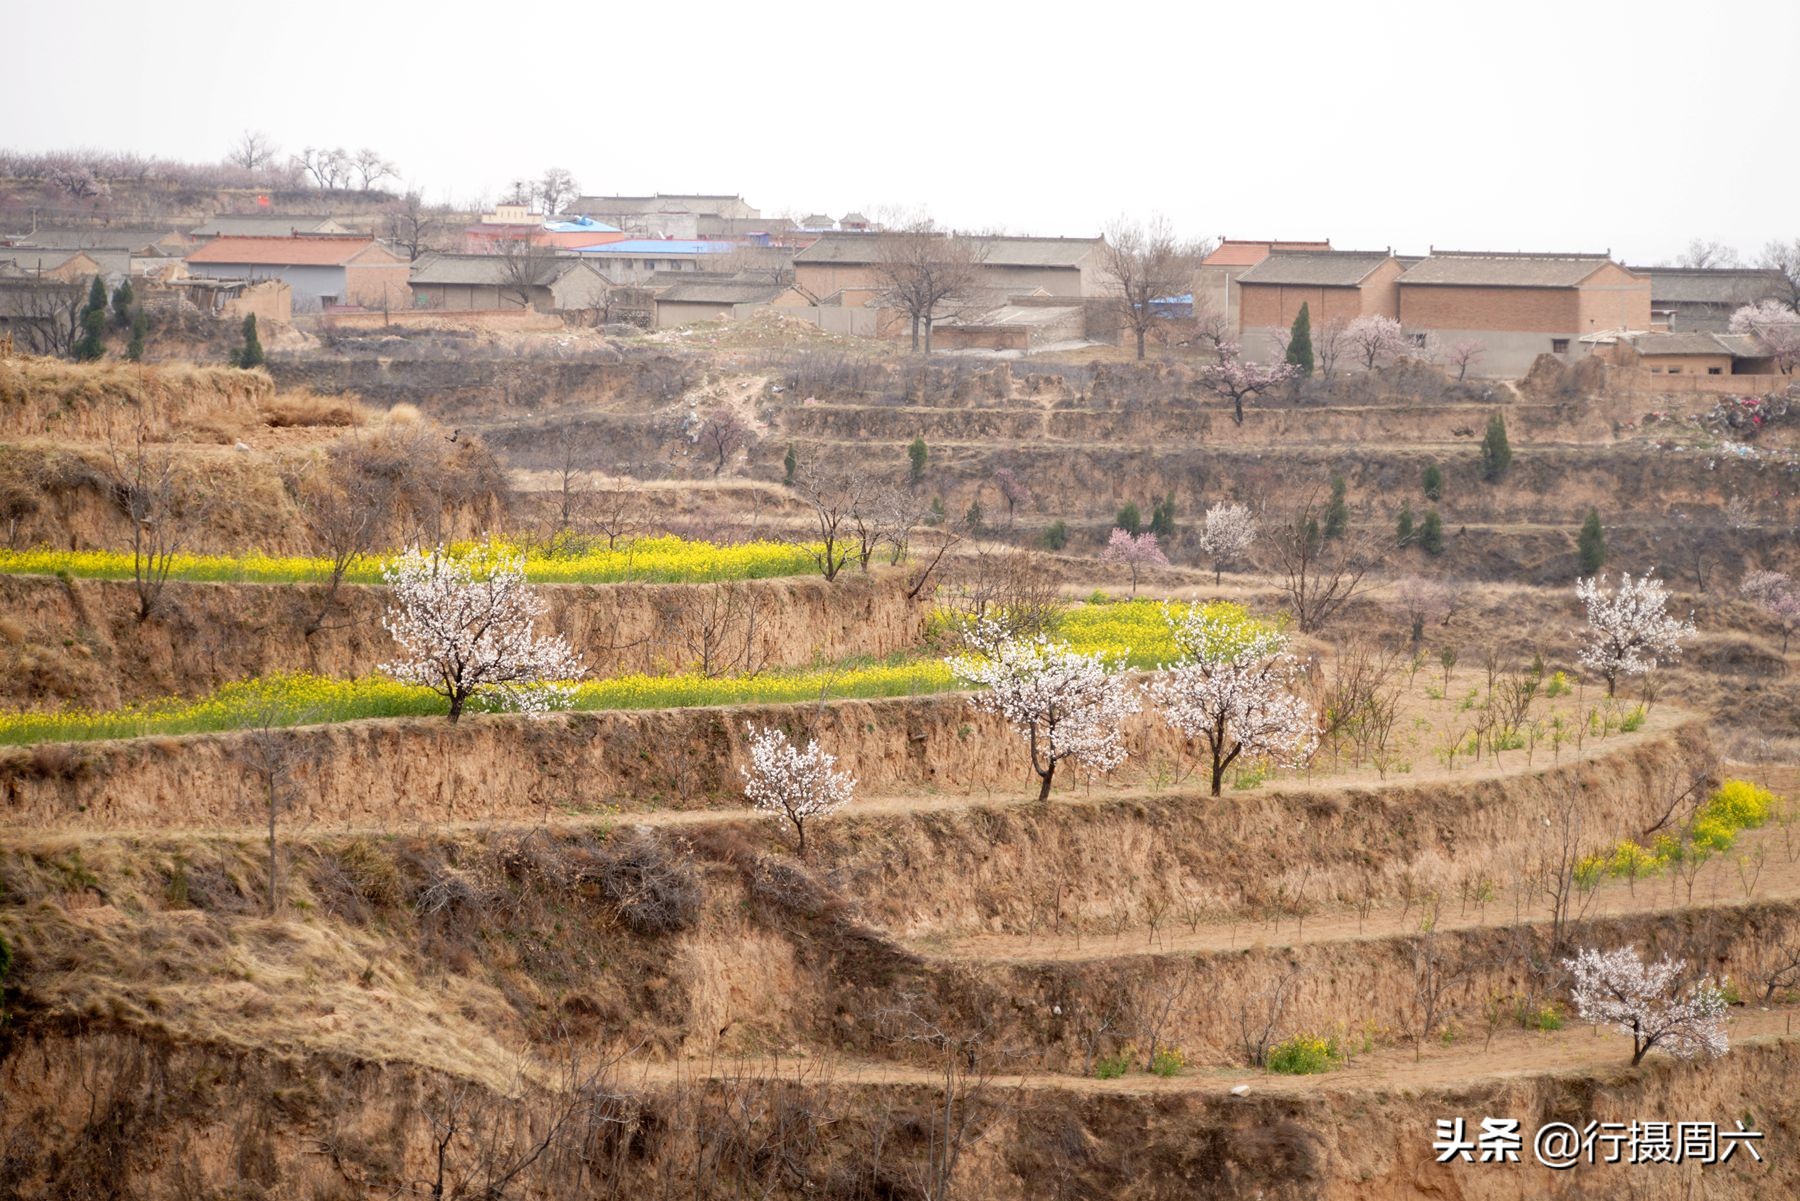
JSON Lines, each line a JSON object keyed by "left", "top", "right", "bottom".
{"left": 873, "top": 215, "right": 988, "bottom": 353}
{"left": 1148, "top": 617, "right": 1317, "bottom": 796}
{"left": 950, "top": 623, "right": 1140, "bottom": 802}
{"left": 380, "top": 544, "right": 585, "bottom": 721}
{"left": 1100, "top": 216, "right": 1206, "bottom": 361}
{"left": 740, "top": 724, "right": 856, "bottom": 853}
{"left": 1575, "top": 572, "right": 1695, "bottom": 696}
{"left": 1564, "top": 946, "right": 1728, "bottom": 1066}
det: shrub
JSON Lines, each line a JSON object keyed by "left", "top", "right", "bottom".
{"left": 1266, "top": 1034, "right": 1340, "bottom": 1075}
{"left": 1396, "top": 503, "right": 1414, "bottom": 546}
{"left": 1093, "top": 1050, "right": 1132, "bottom": 1079}
{"left": 595, "top": 830, "right": 701, "bottom": 935}
{"left": 1422, "top": 463, "right": 1444, "bottom": 501}
{"left": 1521, "top": 1002, "right": 1563, "bottom": 1031}
{"left": 964, "top": 500, "right": 984, "bottom": 534}
{"left": 1149, "top": 1046, "right": 1186, "bottom": 1077}
{"left": 783, "top": 443, "right": 797, "bottom": 486}
{"left": 1418, "top": 509, "right": 1444, "bottom": 555}
{"left": 1149, "top": 494, "right": 1176, "bottom": 541}
{"left": 1041, "top": 519, "right": 1068, "bottom": 551}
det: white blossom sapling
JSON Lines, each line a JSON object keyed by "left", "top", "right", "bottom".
{"left": 1575, "top": 572, "right": 1696, "bottom": 696}
{"left": 380, "top": 543, "right": 584, "bottom": 721}
{"left": 1564, "top": 946, "right": 1728, "bottom": 1066}
{"left": 1147, "top": 616, "right": 1317, "bottom": 796}
{"left": 740, "top": 723, "right": 856, "bottom": 852}
{"left": 1342, "top": 314, "right": 1414, "bottom": 370}
{"left": 949, "top": 621, "right": 1141, "bottom": 802}
{"left": 1198, "top": 501, "right": 1256, "bottom": 585}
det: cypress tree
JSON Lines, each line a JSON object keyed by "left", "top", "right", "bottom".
{"left": 1396, "top": 503, "right": 1415, "bottom": 546}
{"left": 964, "top": 500, "right": 985, "bottom": 535}
{"left": 126, "top": 308, "right": 148, "bottom": 362}
{"left": 1419, "top": 509, "right": 1445, "bottom": 555}
{"left": 1422, "top": 462, "right": 1444, "bottom": 501}
{"left": 234, "top": 314, "right": 265, "bottom": 369}
{"left": 1149, "top": 494, "right": 1176, "bottom": 540}
{"left": 1480, "top": 412, "right": 1511, "bottom": 482}
{"left": 908, "top": 436, "right": 928, "bottom": 483}
{"left": 1578, "top": 509, "right": 1606, "bottom": 574}
{"left": 1115, "top": 501, "right": 1143, "bottom": 536}
{"left": 83, "top": 275, "right": 107, "bottom": 319}
{"left": 111, "top": 280, "right": 134, "bottom": 327}
{"left": 1323, "top": 474, "right": 1349, "bottom": 539}
{"left": 1286, "top": 302, "right": 1314, "bottom": 377}
{"left": 783, "top": 442, "right": 798, "bottom": 486}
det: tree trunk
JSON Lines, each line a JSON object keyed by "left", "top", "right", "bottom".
{"left": 1135, "top": 328, "right": 1146, "bottom": 360}
{"left": 447, "top": 692, "right": 465, "bottom": 722}
{"left": 911, "top": 317, "right": 920, "bottom": 351}
{"left": 267, "top": 783, "right": 278, "bottom": 916}
{"left": 1036, "top": 766, "right": 1054, "bottom": 803}
{"left": 924, "top": 317, "right": 934, "bottom": 356}
{"left": 1233, "top": 397, "right": 1245, "bottom": 425}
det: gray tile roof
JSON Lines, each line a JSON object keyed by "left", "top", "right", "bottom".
{"left": 2, "top": 226, "right": 185, "bottom": 252}
{"left": 191, "top": 214, "right": 349, "bottom": 238}
{"left": 657, "top": 280, "right": 792, "bottom": 305}
{"left": 1398, "top": 253, "right": 1616, "bottom": 288}
{"left": 410, "top": 254, "right": 583, "bottom": 287}
{"left": 1236, "top": 250, "right": 1394, "bottom": 287}
{"left": 794, "top": 232, "right": 1102, "bottom": 268}
{"left": 1631, "top": 267, "right": 1786, "bottom": 305}
{"left": 1632, "top": 332, "right": 1735, "bottom": 356}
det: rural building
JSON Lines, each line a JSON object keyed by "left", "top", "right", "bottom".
{"left": 1598, "top": 331, "right": 1778, "bottom": 376}
{"left": 936, "top": 298, "right": 1088, "bottom": 352}
{"left": 1396, "top": 252, "right": 1651, "bottom": 377}
{"left": 652, "top": 278, "right": 812, "bottom": 328}
{"left": 0, "top": 225, "right": 192, "bottom": 256}
{"left": 0, "top": 272, "right": 88, "bottom": 354}
{"left": 569, "top": 239, "right": 739, "bottom": 283}
{"left": 464, "top": 216, "right": 626, "bottom": 252}
{"left": 190, "top": 214, "right": 353, "bottom": 238}
{"left": 183, "top": 235, "right": 411, "bottom": 311}
{"left": 792, "top": 233, "right": 1106, "bottom": 309}
{"left": 408, "top": 254, "right": 610, "bottom": 313}
{"left": 159, "top": 277, "right": 293, "bottom": 324}
{"left": 1631, "top": 266, "right": 1788, "bottom": 333}
{"left": 1196, "top": 238, "right": 1332, "bottom": 328}
{"left": 0, "top": 249, "right": 108, "bottom": 283}
{"left": 695, "top": 215, "right": 796, "bottom": 244}
{"left": 571, "top": 194, "right": 760, "bottom": 240}
{"left": 1235, "top": 250, "right": 1404, "bottom": 357}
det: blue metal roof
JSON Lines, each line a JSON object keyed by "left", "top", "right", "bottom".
{"left": 545, "top": 217, "right": 620, "bottom": 233}
{"left": 573, "top": 239, "right": 735, "bottom": 255}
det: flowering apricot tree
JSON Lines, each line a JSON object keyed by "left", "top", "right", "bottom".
{"left": 1741, "top": 570, "right": 1799, "bottom": 653}
{"left": 1343, "top": 315, "right": 1413, "bottom": 370}
{"left": 380, "top": 543, "right": 584, "bottom": 720}
{"left": 1564, "top": 946, "right": 1728, "bottom": 1066}
{"left": 1729, "top": 300, "right": 1800, "bottom": 373}
{"left": 740, "top": 723, "right": 856, "bottom": 852}
{"left": 1147, "top": 623, "right": 1317, "bottom": 795}
{"left": 1198, "top": 502, "right": 1256, "bottom": 584}
{"left": 1201, "top": 343, "right": 1298, "bottom": 424}
{"left": 949, "top": 621, "right": 1140, "bottom": 802}
{"left": 1100, "top": 528, "right": 1167, "bottom": 593}
{"left": 1575, "top": 572, "right": 1695, "bottom": 696}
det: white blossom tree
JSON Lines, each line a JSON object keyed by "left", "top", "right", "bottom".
{"left": 740, "top": 723, "right": 856, "bottom": 852}
{"left": 1099, "top": 528, "right": 1167, "bottom": 594}
{"left": 1198, "top": 502, "right": 1256, "bottom": 585}
{"left": 1729, "top": 300, "right": 1800, "bottom": 373}
{"left": 1575, "top": 572, "right": 1696, "bottom": 696}
{"left": 1741, "top": 570, "right": 1799, "bottom": 653}
{"left": 1200, "top": 343, "right": 1299, "bottom": 425}
{"left": 1147, "top": 617, "right": 1317, "bottom": 795}
{"left": 1564, "top": 946, "right": 1728, "bottom": 1066}
{"left": 949, "top": 622, "right": 1141, "bottom": 802}
{"left": 1343, "top": 315, "right": 1413, "bottom": 371}
{"left": 380, "top": 543, "right": 584, "bottom": 721}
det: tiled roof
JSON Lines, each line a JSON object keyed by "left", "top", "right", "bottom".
{"left": 185, "top": 236, "right": 384, "bottom": 267}
{"left": 190, "top": 215, "right": 347, "bottom": 237}
{"left": 657, "top": 280, "right": 791, "bottom": 305}
{"left": 3, "top": 226, "right": 186, "bottom": 252}
{"left": 573, "top": 240, "right": 736, "bottom": 256}
{"left": 1632, "top": 332, "right": 1736, "bottom": 356}
{"left": 1630, "top": 267, "right": 1786, "bottom": 305}
{"left": 794, "top": 232, "right": 1101, "bottom": 268}
{"left": 1398, "top": 253, "right": 1618, "bottom": 288}
{"left": 1202, "top": 239, "right": 1332, "bottom": 268}
{"left": 1236, "top": 250, "right": 1394, "bottom": 287}
{"left": 410, "top": 255, "right": 591, "bottom": 287}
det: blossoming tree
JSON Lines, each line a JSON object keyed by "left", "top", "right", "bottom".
{"left": 1343, "top": 315, "right": 1414, "bottom": 370}
{"left": 1741, "top": 569, "right": 1799, "bottom": 653}
{"left": 1198, "top": 502, "right": 1256, "bottom": 584}
{"left": 1575, "top": 572, "right": 1696, "bottom": 696}
{"left": 1099, "top": 528, "right": 1167, "bottom": 594}
{"left": 949, "top": 621, "right": 1140, "bottom": 802}
{"left": 1564, "top": 946, "right": 1728, "bottom": 1066}
{"left": 380, "top": 543, "right": 584, "bottom": 721}
{"left": 740, "top": 723, "right": 856, "bottom": 852}
{"left": 1200, "top": 342, "right": 1299, "bottom": 425}
{"left": 1729, "top": 300, "right": 1800, "bottom": 373}
{"left": 1147, "top": 613, "right": 1317, "bottom": 795}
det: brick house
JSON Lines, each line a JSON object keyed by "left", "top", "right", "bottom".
{"left": 1196, "top": 238, "right": 1332, "bottom": 328}
{"left": 1629, "top": 266, "right": 1789, "bottom": 333}
{"left": 1396, "top": 252, "right": 1651, "bottom": 377}
{"left": 653, "top": 278, "right": 812, "bottom": 328}
{"left": 1234, "top": 250, "right": 1404, "bottom": 358}
{"left": 184, "top": 236, "right": 410, "bottom": 311}
{"left": 409, "top": 254, "right": 610, "bottom": 313}
{"left": 793, "top": 233, "right": 1106, "bottom": 309}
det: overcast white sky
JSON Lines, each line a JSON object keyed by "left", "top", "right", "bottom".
{"left": 5, "top": 0, "right": 1795, "bottom": 263}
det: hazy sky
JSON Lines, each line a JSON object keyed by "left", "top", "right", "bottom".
{"left": 5, "top": 0, "right": 1795, "bottom": 263}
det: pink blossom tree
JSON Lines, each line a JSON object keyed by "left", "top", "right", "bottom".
{"left": 1444, "top": 339, "right": 1485, "bottom": 382}
{"left": 1198, "top": 501, "right": 1256, "bottom": 584}
{"left": 381, "top": 543, "right": 585, "bottom": 721}
{"left": 1343, "top": 315, "right": 1413, "bottom": 371}
{"left": 740, "top": 723, "right": 856, "bottom": 853}
{"left": 1575, "top": 572, "right": 1696, "bottom": 696}
{"left": 1741, "top": 570, "right": 1799, "bottom": 653}
{"left": 949, "top": 622, "right": 1141, "bottom": 802}
{"left": 1564, "top": 946, "right": 1728, "bottom": 1066}
{"left": 1730, "top": 300, "right": 1800, "bottom": 373}
{"left": 1200, "top": 342, "right": 1299, "bottom": 425}
{"left": 1147, "top": 620, "right": 1318, "bottom": 796}
{"left": 1099, "top": 528, "right": 1167, "bottom": 593}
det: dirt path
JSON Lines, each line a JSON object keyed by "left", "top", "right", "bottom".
{"left": 617, "top": 1005, "right": 1800, "bottom": 1098}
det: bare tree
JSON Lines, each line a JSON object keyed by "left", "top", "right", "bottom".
{"left": 5, "top": 278, "right": 87, "bottom": 356}
{"left": 236, "top": 705, "right": 318, "bottom": 915}
{"left": 696, "top": 407, "right": 749, "bottom": 477}
{"left": 1267, "top": 487, "right": 1377, "bottom": 633}
{"left": 1760, "top": 238, "right": 1800, "bottom": 309}
{"left": 879, "top": 1005, "right": 1009, "bottom": 1201}
{"left": 535, "top": 167, "right": 579, "bottom": 215}
{"left": 226, "top": 129, "right": 279, "bottom": 171}
{"left": 592, "top": 478, "right": 646, "bottom": 549}
{"left": 1314, "top": 318, "right": 1350, "bottom": 379}
{"left": 872, "top": 215, "right": 989, "bottom": 353}
{"left": 102, "top": 420, "right": 202, "bottom": 622}
{"left": 663, "top": 582, "right": 770, "bottom": 678}
{"left": 385, "top": 191, "right": 444, "bottom": 261}
{"left": 350, "top": 147, "right": 397, "bottom": 192}
{"left": 1676, "top": 237, "right": 1741, "bottom": 269}
{"left": 295, "top": 146, "right": 350, "bottom": 190}
{"left": 290, "top": 447, "right": 394, "bottom": 637}
{"left": 494, "top": 237, "right": 556, "bottom": 310}
{"left": 1101, "top": 215, "right": 1208, "bottom": 360}
{"left": 790, "top": 464, "right": 866, "bottom": 581}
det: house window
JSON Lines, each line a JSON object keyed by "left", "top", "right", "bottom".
{"left": 1551, "top": 338, "right": 1570, "bottom": 354}
{"left": 1410, "top": 333, "right": 1427, "bottom": 348}
{"left": 1708, "top": 367, "right": 1722, "bottom": 375}
{"left": 1668, "top": 366, "right": 1682, "bottom": 374}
